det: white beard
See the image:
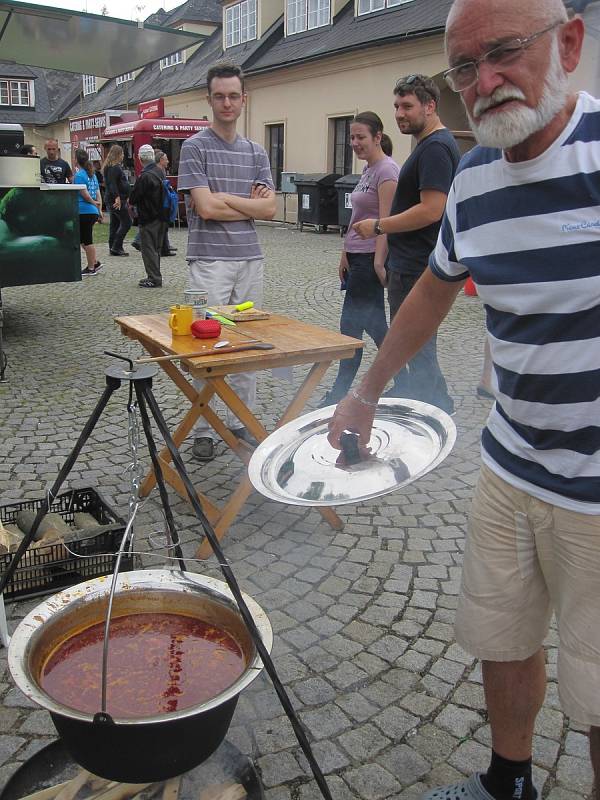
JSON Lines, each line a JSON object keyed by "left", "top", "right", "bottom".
{"left": 465, "top": 37, "right": 570, "bottom": 150}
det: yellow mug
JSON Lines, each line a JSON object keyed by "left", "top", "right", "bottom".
{"left": 169, "top": 304, "right": 194, "bottom": 336}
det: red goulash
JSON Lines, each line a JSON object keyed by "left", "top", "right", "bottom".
{"left": 40, "top": 612, "right": 246, "bottom": 718}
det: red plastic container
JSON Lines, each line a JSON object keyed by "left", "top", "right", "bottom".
{"left": 191, "top": 319, "right": 222, "bottom": 339}
{"left": 464, "top": 276, "right": 478, "bottom": 296}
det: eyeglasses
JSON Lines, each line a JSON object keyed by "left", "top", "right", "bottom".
{"left": 210, "top": 92, "right": 244, "bottom": 103}
{"left": 443, "top": 20, "right": 563, "bottom": 92}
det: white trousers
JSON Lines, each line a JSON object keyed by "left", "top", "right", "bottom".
{"left": 188, "top": 258, "right": 264, "bottom": 437}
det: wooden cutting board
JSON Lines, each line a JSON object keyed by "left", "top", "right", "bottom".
{"left": 209, "top": 305, "right": 270, "bottom": 321}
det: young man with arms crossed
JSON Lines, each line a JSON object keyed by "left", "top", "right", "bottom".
{"left": 178, "top": 62, "right": 276, "bottom": 463}
{"left": 330, "top": 2, "right": 600, "bottom": 798}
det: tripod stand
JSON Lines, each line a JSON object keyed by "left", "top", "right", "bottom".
{"left": 0, "top": 356, "right": 333, "bottom": 800}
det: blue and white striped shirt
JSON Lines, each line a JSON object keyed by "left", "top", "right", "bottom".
{"left": 430, "top": 92, "right": 600, "bottom": 513}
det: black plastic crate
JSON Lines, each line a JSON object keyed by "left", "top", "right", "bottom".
{"left": 0, "top": 488, "right": 133, "bottom": 602}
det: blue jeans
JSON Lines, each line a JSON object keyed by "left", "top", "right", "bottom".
{"left": 329, "top": 252, "right": 388, "bottom": 400}
{"left": 387, "top": 270, "right": 454, "bottom": 413}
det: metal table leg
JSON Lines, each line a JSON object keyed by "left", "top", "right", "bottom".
{"left": 0, "top": 593, "right": 10, "bottom": 648}
{"left": 0, "top": 289, "right": 7, "bottom": 383}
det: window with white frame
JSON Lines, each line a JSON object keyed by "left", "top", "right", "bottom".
{"left": 159, "top": 51, "right": 184, "bottom": 70}
{"left": 82, "top": 74, "right": 96, "bottom": 95}
{"left": 0, "top": 79, "right": 35, "bottom": 106}
{"left": 225, "top": 0, "right": 256, "bottom": 48}
{"left": 286, "top": 0, "right": 330, "bottom": 33}
{"left": 357, "top": 0, "right": 412, "bottom": 15}
{"left": 116, "top": 72, "right": 134, "bottom": 85}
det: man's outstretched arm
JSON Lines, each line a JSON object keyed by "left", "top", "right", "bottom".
{"left": 327, "top": 268, "right": 465, "bottom": 449}
{"left": 353, "top": 189, "right": 448, "bottom": 238}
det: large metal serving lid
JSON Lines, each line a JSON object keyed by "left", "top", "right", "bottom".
{"left": 248, "top": 398, "right": 456, "bottom": 506}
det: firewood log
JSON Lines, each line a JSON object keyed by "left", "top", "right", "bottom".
{"left": 198, "top": 782, "right": 246, "bottom": 800}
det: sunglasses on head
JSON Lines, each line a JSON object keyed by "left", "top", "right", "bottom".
{"left": 395, "top": 74, "right": 437, "bottom": 102}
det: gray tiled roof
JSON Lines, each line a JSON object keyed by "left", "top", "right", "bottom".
{"left": 221, "top": 16, "right": 285, "bottom": 71}
{"left": 7, "top": 0, "right": 456, "bottom": 126}
{"left": 0, "top": 62, "right": 37, "bottom": 78}
{"left": 163, "top": 0, "right": 222, "bottom": 26}
{"left": 245, "top": 0, "right": 452, "bottom": 74}
{"left": 145, "top": 8, "right": 170, "bottom": 26}
{"left": 0, "top": 65, "right": 81, "bottom": 126}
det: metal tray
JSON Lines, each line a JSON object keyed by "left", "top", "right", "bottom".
{"left": 248, "top": 398, "right": 456, "bottom": 506}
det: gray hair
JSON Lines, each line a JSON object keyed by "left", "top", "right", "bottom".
{"left": 446, "top": 0, "right": 568, "bottom": 51}
{"left": 154, "top": 150, "right": 166, "bottom": 164}
{"left": 138, "top": 147, "right": 155, "bottom": 164}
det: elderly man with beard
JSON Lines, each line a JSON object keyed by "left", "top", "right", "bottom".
{"left": 328, "top": 1, "right": 600, "bottom": 798}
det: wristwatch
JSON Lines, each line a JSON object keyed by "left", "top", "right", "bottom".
{"left": 374, "top": 219, "right": 384, "bottom": 235}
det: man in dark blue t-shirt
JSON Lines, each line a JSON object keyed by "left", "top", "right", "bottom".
{"left": 354, "top": 74, "right": 460, "bottom": 414}
{"left": 40, "top": 138, "right": 72, "bottom": 184}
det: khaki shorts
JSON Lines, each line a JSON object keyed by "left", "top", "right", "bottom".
{"left": 456, "top": 464, "right": 600, "bottom": 726}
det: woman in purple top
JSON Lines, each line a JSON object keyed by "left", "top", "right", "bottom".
{"left": 320, "top": 112, "right": 399, "bottom": 406}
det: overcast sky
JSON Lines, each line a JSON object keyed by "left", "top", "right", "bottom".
{"left": 24, "top": 0, "right": 180, "bottom": 21}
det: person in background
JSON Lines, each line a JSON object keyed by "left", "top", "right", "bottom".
{"left": 131, "top": 149, "right": 177, "bottom": 257}
{"left": 93, "top": 160, "right": 105, "bottom": 209}
{"left": 178, "top": 61, "right": 276, "bottom": 462}
{"left": 40, "top": 139, "right": 71, "bottom": 184}
{"left": 128, "top": 144, "right": 167, "bottom": 288}
{"left": 20, "top": 144, "right": 38, "bottom": 157}
{"left": 354, "top": 74, "right": 460, "bottom": 414}
{"left": 319, "top": 112, "right": 399, "bottom": 407}
{"left": 329, "top": 1, "right": 600, "bottom": 797}
{"left": 102, "top": 144, "right": 131, "bottom": 257}
{"left": 156, "top": 150, "right": 177, "bottom": 257}
{"left": 73, "top": 148, "right": 102, "bottom": 277}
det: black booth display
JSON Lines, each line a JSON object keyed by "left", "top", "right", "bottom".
{"left": 295, "top": 173, "right": 340, "bottom": 233}
{"left": 0, "top": 124, "right": 24, "bottom": 156}
{"left": 334, "top": 173, "right": 361, "bottom": 234}
{"left": 0, "top": 123, "right": 81, "bottom": 382}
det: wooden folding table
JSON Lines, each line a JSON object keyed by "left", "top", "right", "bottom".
{"left": 116, "top": 313, "right": 362, "bottom": 558}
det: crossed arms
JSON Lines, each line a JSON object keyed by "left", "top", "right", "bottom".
{"left": 190, "top": 183, "right": 276, "bottom": 222}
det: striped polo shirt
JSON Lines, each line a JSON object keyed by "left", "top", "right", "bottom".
{"left": 178, "top": 127, "right": 274, "bottom": 261}
{"left": 430, "top": 91, "right": 600, "bottom": 513}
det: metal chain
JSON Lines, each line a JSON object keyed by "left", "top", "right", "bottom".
{"left": 125, "top": 397, "right": 142, "bottom": 534}
{"left": 98, "top": 397, "right": 144, "bottom": 716}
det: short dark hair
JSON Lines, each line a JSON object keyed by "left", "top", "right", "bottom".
{"left": 206, "top": 61, "right": 245, "bottom": 94}
{"left": 394, "top": 74, "right": 440, "bottom": 108}
{"left": 20, "top": 144, "right": 36, "bottom": 156}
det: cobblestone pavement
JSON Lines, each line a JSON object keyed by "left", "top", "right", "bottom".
{"left": 0, "top": 225, "right": 593, "bottom": 799}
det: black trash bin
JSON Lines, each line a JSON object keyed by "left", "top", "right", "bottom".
{"left": 335, "top": 174, "right": 361, "bottom": 234}
{"left": 295, "top": 173, "right": 340, "bottom": 232}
